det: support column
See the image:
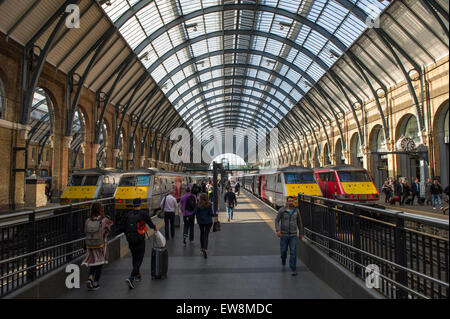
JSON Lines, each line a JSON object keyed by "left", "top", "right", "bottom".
{"left": 92, "top": 143, "right": 100, "bottom": 168}
{"left": 61, "top": 136, "right": 72, "bottom": 194}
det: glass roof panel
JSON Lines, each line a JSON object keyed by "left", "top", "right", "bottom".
{"left": 102, "top": 0, "right": 389, "bottom": 136}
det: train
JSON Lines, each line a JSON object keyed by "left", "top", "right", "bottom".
{"left": 60, "top": 168, "right": 123, "bottom": 204}
{"left": 114, "top": 168, "right": 198, "bottom": 215}
{"left": 240, "top": 166, "right": 322, "bottom": 208}
{"left": 314, "top": 165, "right": 379, "bottom": 202}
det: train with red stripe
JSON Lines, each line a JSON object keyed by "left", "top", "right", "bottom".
{"left": 240, "top": 166, "right": 322, "bottom": 209}
{"left": 314, "top": 165, "right": 379, "bottom": 202}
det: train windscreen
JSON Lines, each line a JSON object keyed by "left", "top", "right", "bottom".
{"left": 70, "top": 175, "right": 84, "bottom": 186}
{"left": 119, "top": 175, "right": 150, "bottom": 187}
{"left": 84, "top": 176, "right": 99, "bottom": 186}
{"left": 337, "top": 171, "right": 371, "bottom": 182}
{"left": 284, "top": 172, "right": 316, "bottom": 184}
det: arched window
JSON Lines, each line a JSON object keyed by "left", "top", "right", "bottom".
{"left": 0, "top": 77, "right": 5, "bottom": 119}
{"left": 69, "top": 108, "right": 86, "bottom": 170}
{"left": 375, "top": 127, "right": 387, "bottom": 152}
{"left": 400, "top": 115, "right": 421, "bottom": 144}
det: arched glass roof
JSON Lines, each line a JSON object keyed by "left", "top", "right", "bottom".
{"left": 100, "top": 0, "right": 390, "bottom": 137}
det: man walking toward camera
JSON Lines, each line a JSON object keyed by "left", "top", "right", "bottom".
{"left": 275, "top": 197, "right": 304, "bottom": 276}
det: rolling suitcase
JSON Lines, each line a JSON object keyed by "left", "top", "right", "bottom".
{"left": 174, "top": 214, "right": 181, "bottom": 227}
{"left": 390, "top": 196, "right": 399, "bottom": 205}
{"left": 151, "top": 247, "right": 168, "bottom": 279}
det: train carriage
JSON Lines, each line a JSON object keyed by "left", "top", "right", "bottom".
{"left": 314, "top": 165, "right": 379, "bottom": 203}
{"left": 241, "top": 166, "right": 322, "bottom": 208}
{"left": 114, "top": 168, "right": 190, "bottom": 215}
{"left": 60, "top": 168, "right": 123, "bottom": 204}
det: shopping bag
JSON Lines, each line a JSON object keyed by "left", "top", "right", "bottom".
{"left": 212, "top": 218, "right": 221, "bottom": 232}
{"left": 154, "top": 230, "right": 167, "bottom": 248}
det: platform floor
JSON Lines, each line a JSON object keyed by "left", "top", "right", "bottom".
{"left": 60, "top": 191, "right": 341, "bottom": 299}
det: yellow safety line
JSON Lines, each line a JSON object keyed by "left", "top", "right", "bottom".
{"left": 240, "top": 193, "right": 277, "bottom": 233}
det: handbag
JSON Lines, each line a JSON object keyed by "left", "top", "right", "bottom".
{"left": 212, "top": 217, "right": 221, "bottom": 232}
{"left": 158, "top": 195, "right": 167, "bottom": 219}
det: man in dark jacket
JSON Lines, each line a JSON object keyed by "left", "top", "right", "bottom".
{"left": 430, "top": 179, "right": 443, "bottom": 210}
{"left": 114, "top": 198, "right": 156, "bottom": 289}
{"left": 400, "top": 180, "right": 410, "bottom": 205}
{"left": 275, "top": 197, "right": 304, "bottom": 276}
{"left": 235, "top": 182, "right": 241, "bottom": 196}
{"left": 224, "top": 187, "right": 237, "bottom": 222}
{"left": 410, "top": 178, "right": 421, "bottom": 205}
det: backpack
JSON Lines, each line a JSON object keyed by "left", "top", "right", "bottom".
{"left": 226, "top": 192, "right": 235, "bottom": 208}
{"left": 185, "top": 195, "right": 196, "bottom": 212}
{"left": 85, "top": 219, "right": 104, "bottom": 249}
{"left": 125, "top": 211, "right": 146, "bottom": 244}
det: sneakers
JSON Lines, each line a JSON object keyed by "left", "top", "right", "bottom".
{"left": 228, "top": 218, "right": 230, "bottom": 222}
{"left": 92, "top": 284, "right": 100, "bottom": 290}
{"left": 281, "top": 259, "right": 286, "bottom": 266}
{"left": 86, "top": 279, "right": 93, "bottom": 290}
{"left": 203, "top": 250, "right": 208, "bottom": 259}
{"left": 183, "top": 238, "right": 187, "bottom": 246}
{"left": 433, "top": 207, "right": 436, "bottom": 210}
{"left": 134, "top": 275, "right": 142, "bottom": 282}
{"left": 291, "top": 271, "right": 298, "bottom": 276}
{"left": 126, "top": 277, "right": 135, "bottom": 289}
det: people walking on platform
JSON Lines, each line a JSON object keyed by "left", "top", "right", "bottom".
{"left": 201, "top": 181, "right": 207, "bottom": 193}
{"left": 425, "top": 178, "right": 433, "bottom": 205}
{"left": 430, "top": 179, "right": 444, "bottom": 210}
{"left": 180, "top": 187, "right": 197, "bottom": 246}
{"left": 275, "top": 196, "right": 304, "bottom": 276}
{"left": 82, "top": 203, "right": 113, "bottom": 291}
{"left": 224, "top": 187, "right": 237, "bottom": 222}
{"left": 401, "top": 180, "right": 411, "bottom": 205}
{"left": 382, "top": 180, "right": 392, "bottom": 203}
{"left": 114, "top": 198, "right": 156, "bottom": 289}
{"left": 410, "top": 178, "right": 421, "bottom": 205}
{"left": 192, "top": 183, "right": 200, "bottom": 196}
{"left": 443, "top": 186, "right": 449, "bottom": 214}
{"left": 160, "top": 189, "right": 178, "bottom": 241}
{"left": 235, "top": 181, "right": 241, "bottom": 196}
{"left": 194, "top": 193, "right": 216, "bottom": 259}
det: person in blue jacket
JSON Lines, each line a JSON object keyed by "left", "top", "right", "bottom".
{"left": 193, "top": 193, "right": 217, "bottom": 259}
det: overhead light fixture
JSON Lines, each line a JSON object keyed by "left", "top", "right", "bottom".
{"left": 98, "top": 0, "right": 112, "bottom": 6}
{"left": 266, "top": 59, "right": 276, "bottom": 66}
{"left": 196, "top": 60, "right": 205, "bottom": 67}
{"left": 279, "top": 21, "right": 293, "bottom": 30}
{"left": 162, "top": 83, "right": 168, "bottom": 90}
{"left": 303, "top": 81, "right": 312, "bottom": 88}
{"left": 329, "top": 49, "right": 341, "bottom": 59}
{"left": 185, "top": 23, "right": 198, "bottom": 32}
{"left": 139, "top": 52, "right": 149, "bottom": 61}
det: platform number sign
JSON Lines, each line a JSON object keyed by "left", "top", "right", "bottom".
{"left": 365, "top": 264, "right": 381, "bottom": 289}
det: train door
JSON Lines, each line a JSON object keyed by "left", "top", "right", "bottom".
{"left": 316, "top": 172, "right": 328, "bottom": 197}
{"left": 327, "top": 172, "right": 337, "bottom": 198}
{"left": 276, "top": 173, "right": 284, "bottom": 207}
{"left": 260, "top": 175, "right": 267, "bottom": 199}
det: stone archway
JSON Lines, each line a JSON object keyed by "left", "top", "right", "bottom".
{"left": 335, "top": 139, "right": 345, "bottom": 165}
{"left": 369, "top": 124, "right": 388, "bottom": 190}
{"left": 350, "top": 133, "right": 363, "bottom": 168}
{"left": 433, "top": 100, "right": 449, "bottom": 186}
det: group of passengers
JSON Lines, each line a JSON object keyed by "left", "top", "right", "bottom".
{"left": 382, "top": 177, "right": 449, "bottom": 211}
{"left": 80, "top": 178, "right": 304, "bottom": 290}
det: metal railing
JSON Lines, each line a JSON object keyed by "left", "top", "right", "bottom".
{"left": 0, "top": 198, "right": 116, "bottom": 297}
{"left": 298, "top": 194, "right": 449, "bottom": 299}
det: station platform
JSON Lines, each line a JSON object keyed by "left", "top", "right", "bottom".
{"left": 60, "top": 191, "right": 341, "bottom": 299}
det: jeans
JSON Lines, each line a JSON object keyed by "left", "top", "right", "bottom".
{"left": 183, "top": 215, "right": 195, "bottom": 241}
{"left": 226, "top": 206, "right": 234, "bottom": 219}
{"left": 88, "top": 265, "right": 102, "bottom": 282}
{"left": 280, "top": 236, "right": 298, "bottom": 272}
{"left": 164, "top": 211, "right": 175, "bottom": 240}
{"left": 432, "top": 194, "right": 443, "bottom": 208}
{"left": 198, "top": 223, "right": 212, "bottom": 250}
{"left": 129, "top": 240, "right": 146, "bottom": 278}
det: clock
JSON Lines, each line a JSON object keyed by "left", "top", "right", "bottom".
{"left": 399, "top": 137, "right": 416, "bottom": 152}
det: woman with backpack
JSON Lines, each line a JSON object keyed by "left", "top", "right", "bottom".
{"left": 193, "top": 193, "right": 216, "bottom": 259}
{"left": 82, "top": 203, "right": 113, "bottom": 290}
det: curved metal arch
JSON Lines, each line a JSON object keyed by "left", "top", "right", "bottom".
{"left": 167, "top": 64, "right": 302, "bottom": 110}
{"left": 191, "top": 110, "right": 275, "bottom": 130}
{"left": 178, "top": 84, "right": 312, "bottom": 130}
{"left": 187, "top": 99, "right": 279, "bottom": 127}
{"left": 178, "top": 84, "right": 290, "bottom": 122}
{"left": 157, "top": 48, "right": 316, "bottom": 89}
{"left": 130, "top": 3, "right": 351, "bottom": 59}
{"left": 146, "top": 29, "right": 329, "bottom": 75}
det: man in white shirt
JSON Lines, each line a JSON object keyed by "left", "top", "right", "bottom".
{"left": 160, "top": 189, "right": 178, "bottom": 240}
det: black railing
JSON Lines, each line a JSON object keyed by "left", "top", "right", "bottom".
{"left": 0, "top": 198, "right": 116, "bottom": 297}
{"left": 298, "top": 194, "right": 449, "bottom": 299}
